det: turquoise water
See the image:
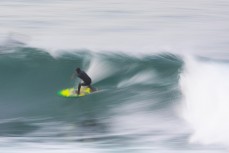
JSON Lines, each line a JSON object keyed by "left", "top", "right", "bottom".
{"left": 1, "top": 0, "right": 229, "bottom": 152}
{"left": 0, "top": 49, "right": 185, "bottom": 152}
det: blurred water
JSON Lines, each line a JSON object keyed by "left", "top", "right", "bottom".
{"left": 0, "top": 0, "right": 229, "bottom": 56}
{"left": 1, "top": 0, "right": 229, "bottom": 152}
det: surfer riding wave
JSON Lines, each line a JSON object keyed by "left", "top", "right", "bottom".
{"left": 72, "top": 68, "right": 94, "bottom": 95}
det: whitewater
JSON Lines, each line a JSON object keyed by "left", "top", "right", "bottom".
{"left": 1, "top": 0, "right": 229, "bottom": 152}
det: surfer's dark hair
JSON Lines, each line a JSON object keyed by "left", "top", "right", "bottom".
{"left": 76, "top": 68, "right": 81, "bottom": 73}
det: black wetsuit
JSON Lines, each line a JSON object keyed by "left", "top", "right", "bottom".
{"left": 77, "top": 70, "right": 92, "bottom": 94}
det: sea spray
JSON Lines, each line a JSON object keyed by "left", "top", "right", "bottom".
{"left": 180, "top": 56, "right": 229, "bottom": 145}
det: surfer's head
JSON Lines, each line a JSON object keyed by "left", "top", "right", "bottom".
{"left": 76, "top": 68, "right": 81, "bottom": 73}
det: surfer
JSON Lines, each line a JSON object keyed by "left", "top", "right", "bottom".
{"left": 73, "top": 68, "right": 94, "bottom": 95}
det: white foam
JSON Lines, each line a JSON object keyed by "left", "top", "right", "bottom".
{"left": 86, "top": 55, "right": 119, "bottom": 83}
{"left": 117, "top": 70, "right": 156, "bottom": 88}
{"left": 180, "top": 56, "right": 229, "bottom": 145}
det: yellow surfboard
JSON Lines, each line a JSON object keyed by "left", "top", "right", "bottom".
{"left": 57, "top": 87, "right": 92, "bottom": 98}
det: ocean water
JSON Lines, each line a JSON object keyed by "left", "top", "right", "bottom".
{"left": 1, "top": 0, "right": 229, "bottom": 152}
